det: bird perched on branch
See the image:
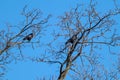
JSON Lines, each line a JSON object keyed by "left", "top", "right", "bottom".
{"left": 58, "top": 32, "right": 79, "bottom": 53}
{"left": 23, "top": 33, "right": 34, "bottom": 41}
{"left": 65, "top": 34, "right": 78, "bottom": 45}
{"left": 58, "top": 33, "right": 78, "bottom": 53}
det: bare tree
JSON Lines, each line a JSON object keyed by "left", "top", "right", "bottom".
{"left": 33, "top": 1, "right": 120, "bottom": 80}
{"left": 0, "top": 0, "right": 120, "bottom": 80}
{"left": 0, "top": 5, "right": 50, "bottom": 78}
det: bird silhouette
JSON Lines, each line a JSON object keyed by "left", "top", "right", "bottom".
{"left": 23, "top": 33, "right": 33, "bottom": 41}
{"left": 58, "top": 31, "right": 80, "bottom": 53}
{"left": 65, "top": 33, "right": 78, "bottom": 45}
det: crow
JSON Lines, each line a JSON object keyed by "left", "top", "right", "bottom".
{"left": 23, "top": 33, "right": 33, "bottom": 41}
{"left": 65, "top": 34, "right": 78, "bottom": 45}
{"left": 57, "top": 32, "right": 80, "bottom": 53}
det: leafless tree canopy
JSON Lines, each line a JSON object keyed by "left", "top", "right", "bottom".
{"left": 38, "top": 1, "right": 120, "bottom": 80}
{"left": 0, "top": 0, "right": 120, "bottom": 80}
{"left": 0, "top": 6, "right": 50, "bottom": 78}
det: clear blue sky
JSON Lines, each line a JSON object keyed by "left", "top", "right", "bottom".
{"left": 0, "top": 0, "right": 120, "bottom": 80}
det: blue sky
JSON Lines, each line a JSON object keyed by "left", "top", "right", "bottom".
{"left": 0, "top": 0, "right": 81, "bottom": 80}
{"left": 0, "top": 0, "right": 120, "bottom": 80}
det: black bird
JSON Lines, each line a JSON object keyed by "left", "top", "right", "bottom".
{"left": 23, "top": 33, "right": 33, "bottom": 41}
{"left": 65, "top": 34, "right": 78, "bottom": 45}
